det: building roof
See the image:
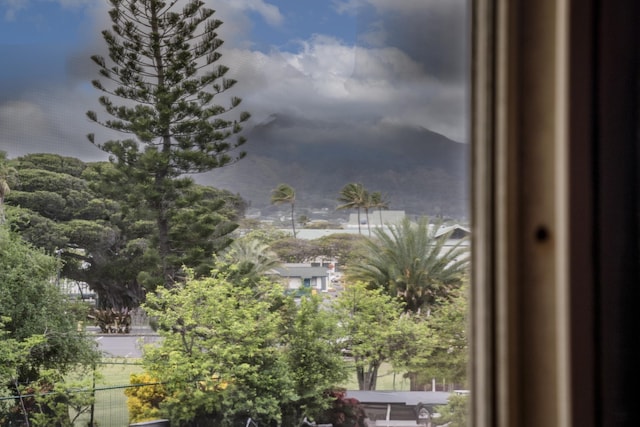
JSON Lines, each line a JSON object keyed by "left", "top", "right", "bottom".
{"left": 345, "top": 391, "right": 451, "bottom": 406}
{"left": 270, "top": 265, "right": 330, "bottom": 278}
{"left": 434, "top": 224, "right": 471, "bottom": 239}
{"left": 347, "top": 210, "right": 407, "bottom": 227}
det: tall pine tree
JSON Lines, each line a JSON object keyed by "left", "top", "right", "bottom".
{"left": 87, "top": 0, "right": 250, "bottom": 286}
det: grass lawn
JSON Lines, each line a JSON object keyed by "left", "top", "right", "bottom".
{"left": 70, "top": 359, "right": 407, "bottom": 426}
{"left": 72, "top": 359, "right": 144, "bottom": 427}
{"left": 338, "top": 362, "right": 411, "bottom": 391}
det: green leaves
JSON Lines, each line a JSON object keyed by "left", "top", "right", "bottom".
{"left": 331, "top": 282, "right": 406, "bottom": 390}
{"left": 0, "top": 227, "right": 100, "bottom": 387}
{"left": 89, "top": 0, "right": 251, "bottom": 285}
{"left": 142, "top": 272, "right": 295, "bottom": 425}
{"left": 347, "top": 216, "right": 469, "bottom": 313}
{"left": 137, "top": 266, "right": 355, "bottom": 425}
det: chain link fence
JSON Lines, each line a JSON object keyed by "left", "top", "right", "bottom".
{"left": 0, "top": 361, "right": 150, "bottom": 427}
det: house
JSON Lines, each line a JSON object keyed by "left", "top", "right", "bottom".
{"left": 347, "top": 210, "right": 407, "bottom": 228}
{"left": 345, "top": 391, "right": 451, "bottom": 426}
{"left": 269, "top": 263, "right": 332, "bottom": 294}
{"left": 433, "top": 224, "right": 470, "bottom": 240}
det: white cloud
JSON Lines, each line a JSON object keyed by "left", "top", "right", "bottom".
{"left": 0, "top": 0, "right": 469, "bottom": 163}
{"left": 224, "top": 33, "right": 467, "bottom": 141}
{"left": 225, "top": 0, "right": 284, "bottom": 27}
{"left": 332, "top": 0, "right": 360, "bottom": 15}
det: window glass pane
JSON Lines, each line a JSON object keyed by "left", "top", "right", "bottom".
{"left": 0, "top": 1, "right": 469, "bottom": 425}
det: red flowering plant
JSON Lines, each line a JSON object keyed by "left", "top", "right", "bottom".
{"left": 316, "top": 389, "right": 368, "bottom": 427}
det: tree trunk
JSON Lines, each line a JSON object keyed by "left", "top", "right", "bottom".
{"left": 356, "top": 362, "right": 380, "bottom": 390}
{"left": 290, "top": 203, "right": 297, "bottom": 238}
{"left": 157, "top": 212, "right": 172, "bottom": 285}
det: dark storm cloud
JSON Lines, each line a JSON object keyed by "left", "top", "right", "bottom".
{"left": 352, "top": 0, "right": 468, "bottom": 83}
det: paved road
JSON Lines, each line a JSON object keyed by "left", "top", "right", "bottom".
{"left": 90, "top": 327, "right": 161, "bottom": 358}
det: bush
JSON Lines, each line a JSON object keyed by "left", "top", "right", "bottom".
{"left": 315, "top": 389, "right": 367, "bottom": 427}
{"left": 124, "top": 373, "right": 166, "bottom": 423}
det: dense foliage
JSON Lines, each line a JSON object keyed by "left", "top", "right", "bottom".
{"left": 331, "top": 282, "right": 409, "bottom": 391}
{"left": 4, "top": 153, "right": 246, "bottom": 308}
{"left": 346, "top": 216, "right": 469, "bottom": 313}
{"left": 139, "top": 264, "right": 348, "bottom": 426}
{"left": 433, "top": 394, "right": 469, "bottom": 427}
{"left": 0, "top": 227, "right": 100, "bottom": 425}
{"left": 389, "top": 282, "right": 469, "bottom": 390}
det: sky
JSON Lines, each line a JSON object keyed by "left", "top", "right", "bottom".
{"left": 0, "top": 0, "right": 469, "bottom": 162}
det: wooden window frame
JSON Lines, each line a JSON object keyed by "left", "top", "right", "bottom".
{"left": 471, "top": 0, "right": 640, "bottom": 426}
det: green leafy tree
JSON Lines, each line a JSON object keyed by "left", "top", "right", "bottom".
{"left": 0, "top": 320, "right": 46, "bottom": 426}
{"left": 27, "top": 369, "right": 97, "bottom": 427}
{"left": 337, "top": 183, "right": 369, "bottom": 235}
{"left": 0, "top": 151, "right": 17, "bottom": 224}
{"left": 271, "top": 183, "right": 297, "bottom": 238}
{"left": 142, "top": 271, "right": 296, "bottom": 426}
{"left": 419, "top": 281, "right": 469, "bottom": 388}
{"left": 5, "top": 154, "right": 148, "bottom": 308}
{"left": 346, "top": 216, "right": 469, "bottom": 313}
{"left": 88, "top": 0, "right": 250, "bottom": 287}
{"left": 141, "top": 264, "right": 349, "bottom": 426}
{"left": 433, "top": 394, "right": 469, "bottom": 427}
{"left": 269, "top": 237, "right": 318, "bottom": 263}
{"left": 5, "top": 154, "right": 245, "bottom": 308}
{"left": 280, "top": 296, "right": 349, "bottom": 425}
{"left": 312, "top": 233, "right": 368, "bottom": 269}
{"left": 388, "top": 281, "right": 469, "bottom": 391}
{"left": 331, "top": 282, "right": 407, "bottom": 390}
{"left": 0, "top": 227, "right": 100, "bottom": 425}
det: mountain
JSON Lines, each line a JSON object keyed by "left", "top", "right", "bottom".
{"left": 199, "top": 114, "right": 469, "bottom": 219}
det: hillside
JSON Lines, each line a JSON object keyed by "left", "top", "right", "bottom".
{"left": 200, "top": 114, "right": 469, "bottom": 219}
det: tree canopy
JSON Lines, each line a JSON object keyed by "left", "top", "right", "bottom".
{"left": 141, "top": 266, "right": 347, "bottom": 426}
{"left": 330, "top": 282, "right": 408, "bottom": 391}
{"left": 0, "top": 151, "right": 17, "bottom": 224}
{"left": 0, "top": 226, "right": 99, "bottom": 427}
{"left": 4, "top": 153, "right": 245, "bottom": 309}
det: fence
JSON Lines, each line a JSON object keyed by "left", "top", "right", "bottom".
{"left": 0, "top": 361, "right": 147, "bottom": 427}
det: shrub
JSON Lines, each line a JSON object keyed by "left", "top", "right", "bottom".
{"left": 125, "top": 373, "right": 166, "bottom": 423}
{"left": 316, "top": 389, "right": 367, "bottom": 427}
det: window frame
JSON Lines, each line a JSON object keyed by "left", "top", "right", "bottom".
{"left": 470, "top": 0, "right": 640, "bottom": 426}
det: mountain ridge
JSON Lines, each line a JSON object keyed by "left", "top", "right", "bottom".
{"left": 200, "top": 114, "right": 469, "bottom": 219}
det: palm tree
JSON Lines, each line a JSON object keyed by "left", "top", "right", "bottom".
{"left": 337, "top": 183, "right": 369, "bottom": 235}
{"left": 361, "top": 192, "right": 374, "bottom": 237}
{"left": 369, "top": 191, "right": 390, "bottom": 228}
{"left": 271, "top": 183, "right": 297, "bottom": 238}
{"left": 222, "top": 238, "right": 281, "bottom": 281}
{"left": 346, "top": 216, "right": 469, "bottom": 313}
